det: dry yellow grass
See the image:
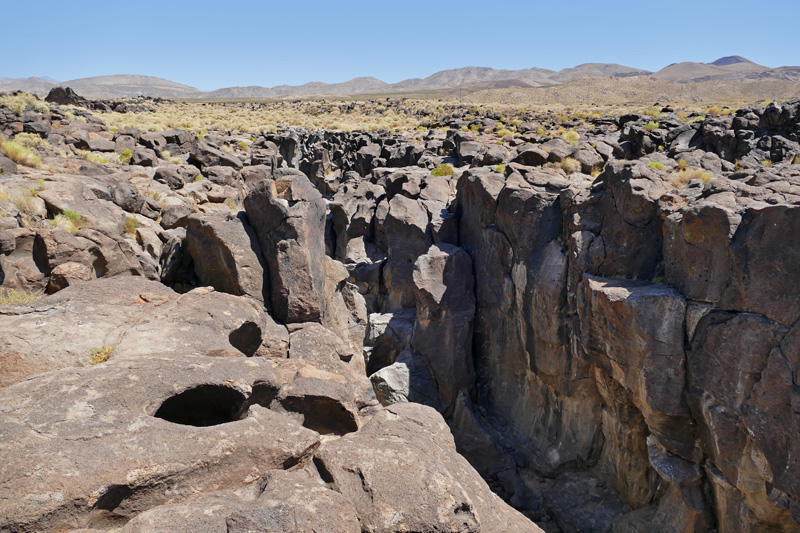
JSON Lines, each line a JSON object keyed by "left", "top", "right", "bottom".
{"left": 672, "top": 168, "right": 713, "bottom": 187}
{"left": 100, "top": 99, "right": 437, "bottom": 134}
{"left": 0, "top": 287, "right": 44, "bottom": 305}
{"left": 0, "top": 138, "right": 43, "bottom": 168}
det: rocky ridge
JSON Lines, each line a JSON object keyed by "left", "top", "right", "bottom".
{"left": 1, "top": 92, "right": 800, "bottom": 531}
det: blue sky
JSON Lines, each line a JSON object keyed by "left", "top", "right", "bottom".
{"left": 4, "top": 0, "right": 798, "bottom": 91}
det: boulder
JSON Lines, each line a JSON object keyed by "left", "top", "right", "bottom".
{"left": 185, "top": 211, "right": 269, "bottom": 306}
{"left": 243, "top": 174, "right": 326, "bottom": 324}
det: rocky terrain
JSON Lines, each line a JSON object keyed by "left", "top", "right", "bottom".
{"left": 1, "top": 88, "right": 799, "bottom": 532}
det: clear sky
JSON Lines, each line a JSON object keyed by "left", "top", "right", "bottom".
{"left": 4, "top": 0, "right": 798, "bottom": 91}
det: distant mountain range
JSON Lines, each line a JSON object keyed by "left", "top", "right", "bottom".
{"left": 1, "top": 57, "right": 798, "bottom": 100}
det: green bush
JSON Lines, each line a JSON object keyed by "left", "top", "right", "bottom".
{"left": 643, "top": 121, "right": 659, "bottom": 131}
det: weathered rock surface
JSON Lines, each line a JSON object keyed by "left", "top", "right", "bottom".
{"left": 0, "top": 277, "right": 288, "bottom": 387}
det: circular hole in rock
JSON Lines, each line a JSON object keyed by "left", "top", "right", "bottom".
{"left": 154, "top": 385, "right": 247, "bottom": 427}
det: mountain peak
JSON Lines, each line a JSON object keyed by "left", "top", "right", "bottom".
{"left": 711, "top": 56, "right": 752, "bottom": 66}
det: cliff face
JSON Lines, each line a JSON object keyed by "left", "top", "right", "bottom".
{"left": 454, "top": 160, "right": 799, "bottom": 531}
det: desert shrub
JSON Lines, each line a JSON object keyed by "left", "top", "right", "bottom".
{"left": 643, "top": 121, "right": 659, "bottom": 131}
{"left": 431, "top": 164, "right": 454, "bottom": 177}
{"left": 0, "top": 287, "right": 44, "bottom": 305}
{"left": 0, "top": 93, "right": 48, "bottom": 115}
{"left": 88, "top": 344, "right": 115, "bottom": 365}
{"left": 536, "top": 128, "right": 546, "bottom": 135}
{"left": 123, "top": 215, "right": 139, "bottom": 235}
{"left": 510, "top": 119, "right": 523, "bottom": 127}
{"left": 495, "top": 164, "right": 506, "bottom": 174}
{"left": 469, "top": 124, "right": 480, "bottom": 133}
{"left": 0, "top": 138, "right": 42, "bottom": 168}
{"left": 647, "top": 161, "right": 665, "bottom": 171}
{"left": 159, "top": 150, "right": 171, "bottom": 160}
{"left": 496, "top": 128, "right": 512, "bottom": 137}
{"left": 673, "top": 168, "right": 712, "bottom": 187}
{"left": 460, "top": 126, "right": 468, "bottom": 132}
{"left": 562, "top": 130, "right": 580, "bottom": 144}
{"left": 561, "top": 157, "right": 581, "bottom": 175}
{"left": 13, "top": 132, "right": 49, "bottom": 150}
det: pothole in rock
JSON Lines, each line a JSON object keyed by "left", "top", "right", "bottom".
{"left": 154, "top": 384, "right": 247, "bottom": 427}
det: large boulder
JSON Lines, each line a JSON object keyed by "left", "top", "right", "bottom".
{"left": 243, "top": 174, "right": 326, "bottom": 323}
{"left": 314, "top": 402, "right": 542, "bottom": 533}
{"left": 185, "top": 211, "right": 269, "bottom": 307}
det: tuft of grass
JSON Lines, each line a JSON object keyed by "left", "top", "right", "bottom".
{"left": 51, "top": 209, "right": 84, "bottom": 233}
{"left": 561, "top": 157, "right": 581, "bottom": 175}
{"left": 793, "top": 155, "right": 800, "bottom": 165}
{"left": 119, "top": 149, "right": 134, "bottom": 165}
{"left": 0, "top": 138, "right": 42, "bottom": 168}
{"left": 237, "top": 141, "right": 248, "bottom": 150}
{"left": 10, "top": 188, "right": 39, "bottom": 216}
{"left": 761, "top": 160, "right": 773, "bottom": 168}
{"left": 642, "top": 108, "right": 662, "bottom": 118}
{"left": 225, "top": 198, "right": 236, "bottom": 210}
{"left": 159, "top": 150, "right": 171, "bottom": 160}
{"left": 460, "top": 125, "right": 468, "bottom": 132}
{"left": 77, "top": 150, "right": 109, "bottom": 164}
{"left": 123, "top": 215, "right": 140, "bottom": 235}
{"left": 431, "top": 164, "right": 454, "bottom": 177}
{"left": 536, "top": 128, "right": 546, "bottom": 135}
{"left": 469, "top": 123, "right": 480, "bottom": 133}
{"left": 0, "top": 185, "right": 7, "bottom": 201}
{"left": 562, "top": 130, "right": 580, "bottom": 144}
{"left": 0, "top": 287, "right": 44, "bottom": 305}
{"left": 193, "top": 174, "right": 204, "bottom": 182}
{"left": 647, "top": 161, "right": 665, "bottom": 171}
{"left": 643, "top": 121, "right": 659, "bottom": 131}
{"left": 88, "top": 344, "right": 115, "bottom": 365}
{"left": 705, "top": 106, "right": 728, "bottom": 116}
{"left": 677, "top": 159, "right": 688, "bottom": 170}
{"left": 590, "top": 166, "right": 603, "bottom": 178}
{"left": 496, "top": 128, "right": 512, "bottom": 137}
{"left": 673, "top": 168, "right": 713, "bottom": 187}
{"left": 495, "top": 164, "right": 506, "bottom": 174}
